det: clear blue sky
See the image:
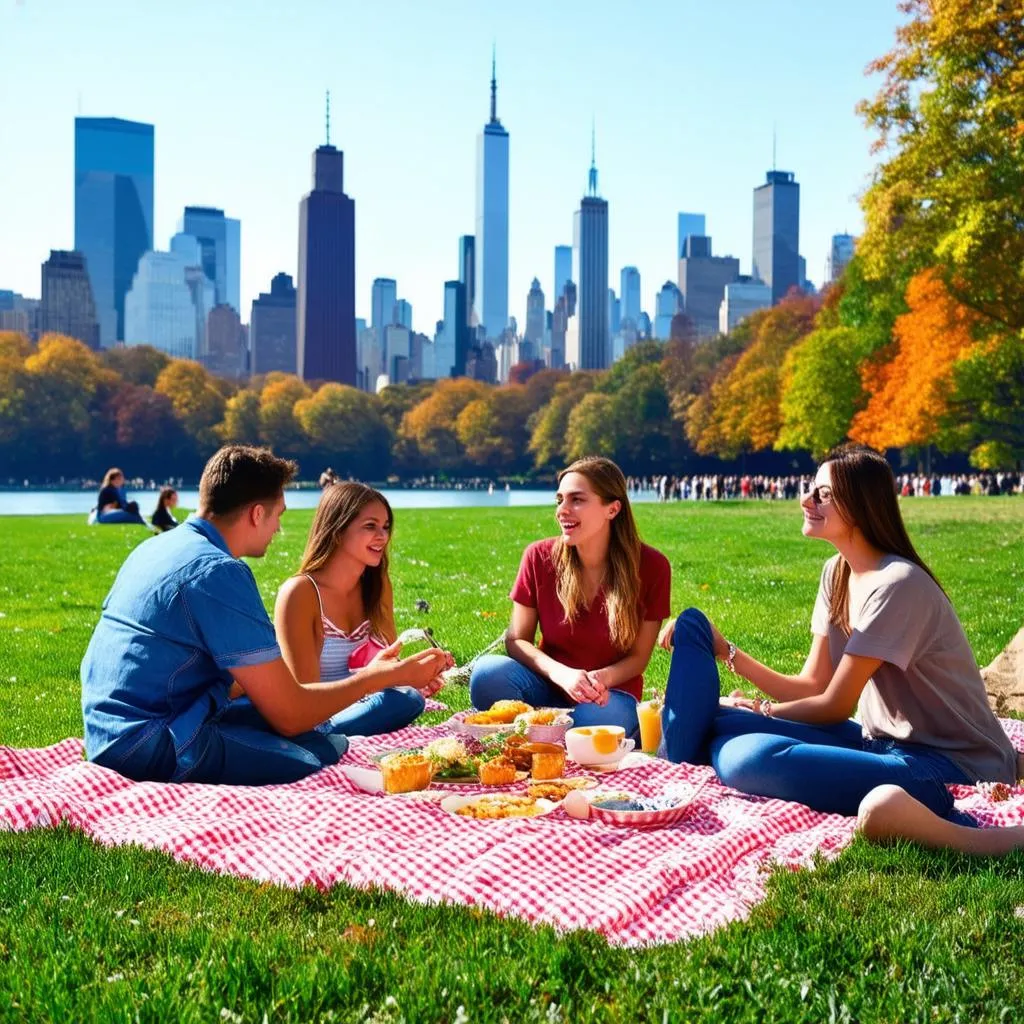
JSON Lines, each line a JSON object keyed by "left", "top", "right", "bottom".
{"left": 0, "top": 0, "right": 902, "bottom": 334}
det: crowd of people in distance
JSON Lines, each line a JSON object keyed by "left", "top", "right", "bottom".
{"left": 79, "top": 443, "right": 1024, "bottom": 857}
{"left": 630, "top": 471, "right": 1023, "bottom": 503}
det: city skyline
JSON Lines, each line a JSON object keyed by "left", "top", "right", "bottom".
{"left": 1, "top": 0, "right": 900, "bottom": 335}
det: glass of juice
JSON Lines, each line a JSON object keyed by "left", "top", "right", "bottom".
{"left": 637, "top": 697, "right": 663, "bottom": 754}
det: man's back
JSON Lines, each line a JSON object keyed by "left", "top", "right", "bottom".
{"left": 81, "top": 516, "right": 279, "bottom": 777}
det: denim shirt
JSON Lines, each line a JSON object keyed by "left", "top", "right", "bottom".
{"left": 81, "top": 515, "right": 281, "bottom": 777}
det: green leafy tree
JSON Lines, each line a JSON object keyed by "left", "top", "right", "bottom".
{"left": 857, "top": 0, "right": 1024, "bottom": 331}
{"left": 219, "top": 389, "right": 262, "bottom": 443}
{"left": 257, "top": 375, "right": 312, "bottom": 459}
{"left": 455, "top": 387, "right": 532, "bottom": 471}
{"left": 100, "top": 345, "right": 170, "bottom": 388}
{"left": 528, "top": 373, "right": 597, "bottom": 470}
{"left": 154, "top": 360, "right": 226, "bottom": 453}
{"left": 564, "top": 392, "right": 618, "bottom": 462}
{"left": 776, "top": 326, "right": 884, "bottom": 458}
{"left": 294, "top": 384, "right": 392, "bottom": 478}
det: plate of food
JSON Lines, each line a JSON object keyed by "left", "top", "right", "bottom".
{"left": 525, "top": 777, "right": 598, "bottom": 801}
{"left": 514, "top": 707, "right": 573, "bottom": 745}
{"left": 440, "top": 793, "right": 559, "bottom": 819}
{"left": 563, "top": 780, "right": 710, "bottom": 827}
{"left": 452, "top": 700, "right": 533, "bottom": 740}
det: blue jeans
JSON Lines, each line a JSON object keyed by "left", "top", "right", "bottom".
{"left": 104, "top": 688, "right": 424, "bottom": 786}
{"left": 662, "top": 608, "right": 973, "bottom": 818}
{"left": 469, "top": 655, "right": 640, "bottom": 735}
{"left": 92, "top": 508, "right": 148, "bottom": 526}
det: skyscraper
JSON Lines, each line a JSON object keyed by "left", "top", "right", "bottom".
{"left": 553, "top": 245, "right": 572, "bottom": 305}
{"left": 474, "top": 52, "right": 510, "bottom": 340}
{"left": 568, "top": 135, "right": 609, "bottom": 370}
{"left": 181, "top": 206, "right": 241, "bottom": 313}
{"left": 620, "top": 266, "right": 641, "bottom": 326}
{"left": 74, "top": 117, "right": 154, "bottom": 346}
{"left": 371, "top": 278, "right": 398, "bottom": 337}
{"left": 297, "top": 101, "right": 357, "bottom": 385}
{"left": 394, "top": 298, "right": 413, "bottom": 331}
{"left": 677, "top": 212, "right": 706, "bottom": 259}
{"left": 678, "top": 235, "right": 740, "bottom": 337}
{"left": 654, "top": 281, "right": 682, "bottom": 340}
{"left": 123, "top": 234, "right": 214, "bottom": 360}
{"left": 205, "top": 304, "right": 248, "bottom": 380}
{"left": 752, "top": 170, "right": 800, "bottom": 304}
{"left": 459, "top": 235, "right": 476, "bottom": 331}
{"left": 525, "top": 278, "right": 545, "bottom": 347}
{"left": 250, "top": 272, "right": 297, "bottom": 375}
{"left": 828, "top": 233, "right": 856, "bottom": 282}
{"left": 39, "top": 250, "right": 100, "bottom": 349}
{"left": 437, "top": 279, "right": 467, "bottom": 378}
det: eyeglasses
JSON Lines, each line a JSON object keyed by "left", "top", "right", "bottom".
{"left": 805, "top": 485, "right": 834, "bottom": 506}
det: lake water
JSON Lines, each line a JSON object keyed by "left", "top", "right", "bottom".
{"left": 0, "top": 487, "right": 662, "bottom": 517}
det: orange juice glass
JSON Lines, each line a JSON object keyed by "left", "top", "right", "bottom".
{"left": 637, "top": 699, "right": 663, "bottom": 754}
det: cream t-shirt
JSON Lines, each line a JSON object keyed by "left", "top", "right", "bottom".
{"left": 811, "top": 554, "right": 1016, "bottom": 784}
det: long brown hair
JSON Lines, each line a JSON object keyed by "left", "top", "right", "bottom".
{"left": 823, "top": 443, "right": 945, "bottom": 633}
{"left": 298, "top": 482, "right": 394, "bottom": 641}
{"left": 553, "top": 456, "right": 643, "bottom": 651}
{"left": 101, "top": 468, "right": 123, "bottom": 488}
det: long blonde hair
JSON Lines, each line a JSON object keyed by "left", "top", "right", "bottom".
{"left": 298, "top": 482, "right": 394, "bottom": 641}
{"left": 553, "top": 456, "right": 643, "bottom": 651}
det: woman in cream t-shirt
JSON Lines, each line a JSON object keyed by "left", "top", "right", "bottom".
{"left": 660, "top": 444, "right": 1022, "bottom": 856}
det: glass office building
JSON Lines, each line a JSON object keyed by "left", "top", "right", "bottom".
{"left": 74, "top": 117, "right": 154, "bottom": 346}
{"left": 181, "top": 207, "right": 241, "bottom": 313}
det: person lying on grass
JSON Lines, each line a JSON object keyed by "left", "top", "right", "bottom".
{"left": 470, "top": 455, "right": 671, "bottom": 736}
{"left": 273, "top": 481, "right": 441, "bottom": 738}
{"left": 659, "top": 443, "right": 1024, "bottom": 855}
{"left": 81, "top": 445, "right": 448, "bottom": 785}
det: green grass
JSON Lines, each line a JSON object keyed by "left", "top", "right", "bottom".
{"left": 1, "top": 499, "right": 1023, "bottom": 1022}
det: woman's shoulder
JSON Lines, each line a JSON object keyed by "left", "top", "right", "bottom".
{"left": 522, "top": 537, "right": 558, "bottom": 562}
{"left": 639, "top": 543, "right": 671, "bottom": 577}
{"left": 274, "top": 573, "right": 320, "bottom": 615}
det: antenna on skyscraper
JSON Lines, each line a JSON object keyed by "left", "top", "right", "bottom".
{"left": 325, "top": 89, "right": 331, "bottom": 146}
{"left": 490, "top": 44, "right": 498, "bottom": 123}
{"left": 772, "top": 122, "right": 777, "bottom": 171}
{"left": 588, "top": 119, "right": 598, "bottom": 196}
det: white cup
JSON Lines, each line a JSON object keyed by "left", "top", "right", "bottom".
{"left": 565, "top": 726, "right": 635, "bottom": 766}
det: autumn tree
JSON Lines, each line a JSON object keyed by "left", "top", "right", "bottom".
{"left": 218, "top": 389, "right": 262, "bottom": 443}
{"left": 154, "top": 360, "right": 227, "bottom": 453}
{"left": 454, "top": 387, "right": 532, "bottom": 471}
{"left": 258, "top": 375, "right": 312, "bottom": 458}
{"left": 850, "top": 270, "right": 981, "bottom": 450}
{"left": 565, "top": 392, "right": 618, "bottom": 462}
{"left": 528, "top": 372, "right": 597, "bottom": 470}
{"left": 101, "top": 345, "right": 170, "bottom": 388}
{"left": 857, "top": 0, "right": 1024, "bottom": 331}
{"left": 398, "top": 377, "right": 488, "bottom": 471}
{"left": 294, "top": 383, "right": 392, "bottom": 478}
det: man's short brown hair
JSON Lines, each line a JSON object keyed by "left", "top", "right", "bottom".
{"left": 198, "top": 445, "right": 298, "bottom": 518}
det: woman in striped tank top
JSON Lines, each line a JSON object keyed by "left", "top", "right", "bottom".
{"left": 274, "top": 482, "right": 448, "bottom": 737}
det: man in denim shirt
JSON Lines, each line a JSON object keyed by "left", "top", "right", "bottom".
{"left": 82, "top": 445, "right": 447, "bottom": 785}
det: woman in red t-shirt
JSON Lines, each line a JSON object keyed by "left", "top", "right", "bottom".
{"left": 468, "top": 456, "right": 671, "bottom": 734}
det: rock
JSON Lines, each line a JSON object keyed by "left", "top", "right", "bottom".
{"left": 981, "top": 626, "right": 1024, "bottom": 715}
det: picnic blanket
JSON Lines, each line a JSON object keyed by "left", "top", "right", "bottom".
{"left": 2, "top": 718, "right": 1022, "bottom": 948}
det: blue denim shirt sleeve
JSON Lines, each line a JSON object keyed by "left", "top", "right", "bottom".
{"left": 181, "top": 559, "right": 281, "bottom": 669}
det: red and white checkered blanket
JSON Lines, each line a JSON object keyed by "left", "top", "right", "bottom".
{"left": 2, "top": 719, "right": 1022, "bottom": 948}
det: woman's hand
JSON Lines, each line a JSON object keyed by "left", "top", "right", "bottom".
{"left": 585, "top": 669, "right": 612, "bottom": 706}
{"left": 657, "top": 620, "right": 675, "bottom": 650}
{"left": 707, "top": 619, "right": 730, "bottom": 661}
{"left": 373, "top": 642, "right": 449, "bottom": 688}
{"left": 555, "top": 666, "right": 605, "bottom": 704}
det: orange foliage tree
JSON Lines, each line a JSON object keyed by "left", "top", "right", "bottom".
{"left": 850, "top": 269, "right": 981, "bottom": 449}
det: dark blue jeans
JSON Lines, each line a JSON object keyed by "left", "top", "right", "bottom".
{"left": 662, "top": 608, "right": 972, "bottom": 818}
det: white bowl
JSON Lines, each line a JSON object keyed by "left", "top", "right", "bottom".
{"left": 565, "top": 726, "right": 635, "bottom": 766}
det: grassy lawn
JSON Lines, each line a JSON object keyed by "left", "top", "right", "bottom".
{"left": 1, "top": 498, "right": 1022, "bottom": 1022}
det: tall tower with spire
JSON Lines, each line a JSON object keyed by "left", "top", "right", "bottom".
{"left": 567, "top": 128, "right": 609, "bottom": 370}
{"left": 296, "top": 92, "right": 357, "bottom": 384}
{"left": 473, "top": 48, "right": 510, "bottom": 341}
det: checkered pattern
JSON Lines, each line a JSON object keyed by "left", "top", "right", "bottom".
{"left": 2, "top": 719, "right": 1022, "bottom": 948}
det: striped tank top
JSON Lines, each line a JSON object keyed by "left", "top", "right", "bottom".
{"left": 305, "top": 574, "right": 375, "bottom": 682}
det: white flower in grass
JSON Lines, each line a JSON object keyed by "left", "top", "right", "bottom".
{"left": 1015, "top": 906, "right": 1024, "bottom": 920}
{"left": 453, "top": 1007, "right": 469, "bottom": 1024}
{"left": 105, "top": 973, "right": 124, "bottom": 983}
{"left": 219, "top": 1011, "right": 243, "bottom": 1024}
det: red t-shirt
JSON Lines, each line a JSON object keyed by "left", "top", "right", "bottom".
{"left": 509, "top": 537, "right": 672, "bottom": 701}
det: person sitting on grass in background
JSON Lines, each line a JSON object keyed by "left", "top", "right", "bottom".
{"left": 659, "top": 443, "right": 1024, "bottom": 856}
{"left": 469, "top": 456, "right": 671, "bottom": 736}
{"left": 273, "top": 481, "right": 441, "bottom": 737}
{"left": 92, "top": 467, "right": 147, "bottom": 526}
{"left": 151, "top": 487, "right": 179, "bottom": 532}
{"left": 81, "top": 445, "right": 448, "bottom": 785}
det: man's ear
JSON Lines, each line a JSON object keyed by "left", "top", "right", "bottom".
{"left": 249, "top": 502, "right": 265, "bottom": 528}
